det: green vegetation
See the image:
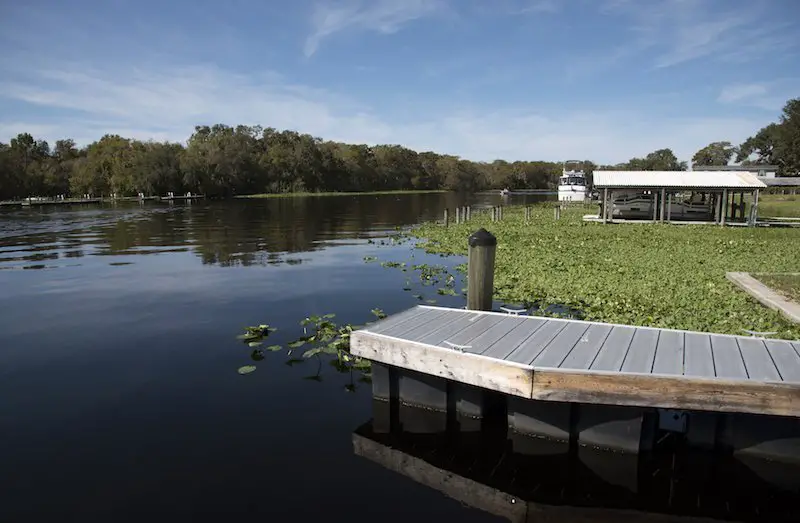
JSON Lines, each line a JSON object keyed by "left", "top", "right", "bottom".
{"left": 754, "top": 273, "right": 800, "bottom": 303}
{"left": 237, "top": 189, "right": 446, "bottom": 198}
{"left": 3, "top": 97, "right": 798, "bottom": 200}
{"left": 235, "top": 311, "right": 377, "bottom": 388}
{"left": 411, "top": 205, "right": 800, "bottom": 339}
{"left": 756, "top": 194, "right": 800, "bottom": 218}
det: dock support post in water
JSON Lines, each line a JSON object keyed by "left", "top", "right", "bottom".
{"left": 456, "top": 228, "right": 498, "bottom": 428}
{"left": 508, "top": 398, "right": 572, "bottom": 455}
{"left": 398, "top": 369, "right": 448, "bottom": 433}
{"left": 525, "top": 206, "right": 531, "bottom": 222}
{"left": 443, "top": 209, "right": 449, "bottom": 227}
{"left": 467, "top": 228, "right": 496, "bottom": 312}
{"left": 370, "top": 362, "right": 394, "bottom": 433}
{"left": 554, "top": 206, "right": 561, "bottom": 220}
{"left": 660, "top": 188, "right": 666, "bottom": 222}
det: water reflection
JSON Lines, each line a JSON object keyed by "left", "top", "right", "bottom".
{"left": 0, "top": 193, "right": 555, "bottom": 271}
{"left": 353, "top": 412, "right": 798, "bottom": 523}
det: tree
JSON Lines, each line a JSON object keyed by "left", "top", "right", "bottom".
{"left": 692, "top": 141, "right": 736, "bottom": 167}
{"left": 736, "top": 123, "right": 780, "bottom": 165}
{"left": 737, "top": 98, "right": 800, "bottom": 175}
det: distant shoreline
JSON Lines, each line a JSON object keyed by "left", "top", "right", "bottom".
{"left": 235, "top": 190, "right": 448, "bottom": 198}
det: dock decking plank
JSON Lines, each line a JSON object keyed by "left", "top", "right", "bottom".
{"left": 684, "top": 333, "right": 715, "bottom": 378}
{"left": 710, "top": 335, "right": 748, "bottom": 379}
{"left": 465, "top": 317, "right": 529, "bottom": 355}
{"left": 652, "top": 330, "right": 684, "bottom": 376}
{"left": 558, "top": 324, "right": 613, "bottom": 371}
{"left": 737, "top": 338, "right": 782, "bottom": 382}
{"left": 482, "top": 317, "right": 547, "bottom": 360}
{"left": 590, "top": 326, "right": 635, "bottom": 371}
{"left": 765, "top": 340, "right": 800, "bottom": 383}
{"left": 621, "top": 329, "right": 660, "bottom": 374}
{"left": 379, "top": 308, "right": 454, "bottom": 338}
{"left": 504, "top": 320, "right": 567, "bottom": 364}
{"left": 531, "top": 322, "right": 590, "bottom": 368}
{"left": 433, "top": 315, "right": 507, "bottom": 354}
{"left": 410, "top": 311, "right": 480, "bottom": 345}
{"left": 368, "top": 306, "right": 427, "bottom": 334}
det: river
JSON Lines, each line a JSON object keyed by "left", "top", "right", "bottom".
{"left": 0, "top": 193, "right": 794, "bottom": 522}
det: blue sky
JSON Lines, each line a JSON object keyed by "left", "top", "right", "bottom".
{"left": 0, "top": 0, "right": 798, "bottom": 164}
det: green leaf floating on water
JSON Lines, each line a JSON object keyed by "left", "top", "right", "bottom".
{"left": 303, "top": 347, "right": 323, "bottom": 358}
{"left": 248, "top": 341, "right": 262, "bottom": 347}
{"left": 266, "top": 345, "right": 283, "bottom": 352}
{"left": 237, "top": 365, "right": 257, "bottom": 375}
{"left": 287, "top": 339, "right": 306, "bottom": 348}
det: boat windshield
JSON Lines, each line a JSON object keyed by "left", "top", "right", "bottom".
{"left": 560, "top": 176, "right": 585, "bottom": 185}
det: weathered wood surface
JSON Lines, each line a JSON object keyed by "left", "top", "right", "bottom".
{"left": 351, "top": 305, "right": 800, "bottom": 416}
{"left": 726, "top": 272, "right": 800, "bottom": 324}
{"left": 353, "top": 432, "right": 736, "bottom": 523}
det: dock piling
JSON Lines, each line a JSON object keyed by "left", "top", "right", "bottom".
{"left": 467, "top": 228, "right": 496, "bottom": 312}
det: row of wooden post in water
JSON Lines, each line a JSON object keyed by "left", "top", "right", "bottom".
{"left": 443, "top": 204, "right": 561, "bottom": 226}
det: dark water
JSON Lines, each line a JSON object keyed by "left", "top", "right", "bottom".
{"left": 0, "top": 193, "right": 795, "bottom": 523}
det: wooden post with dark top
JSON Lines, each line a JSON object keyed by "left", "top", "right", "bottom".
{"left": 443, "top": 208, "right": 449, "bottom": 227}
{"left": 467, "top": 228, "right": 496, "bottom": 311}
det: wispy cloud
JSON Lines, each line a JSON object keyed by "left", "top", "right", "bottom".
{"left": 516, "top": 0, "right": 560, "bottom": 14}
{"left": 718, "top": 80, "right": 798, "bottom": 112}
{"left": 303, "top": 0, "right": 445, "bottom": 57}
{"left": 585, "top": 0, "right": 798, "bottom": 72}
{"left": 0, "top": 60, "right": 764, "bottom": 164}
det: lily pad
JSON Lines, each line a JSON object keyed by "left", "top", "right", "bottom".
{"left": 237, "top": 365, "right": 257, "bottom": 375}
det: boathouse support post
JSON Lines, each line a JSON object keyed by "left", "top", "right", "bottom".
{"left": 667, "top": 192, "right": 672, "bottom": 221}
{"left": 721, "top": 189, "right": 728, "bottom": 226}
{"left": 602, "top": 188, "right": 608, "bottom": 224}
{"left": 660, "top": 188, "right": 666, "bottom": 222}
{"left": 455, "top": 207, "right": 461, "bottom": 224}
{"left": 443, "top": 209, "right": 449, "bottom": 227}
{"left": 652, "top": 190, "right": 658, "bottom": 222}
{"left": 752, "top": 189, "right": 760, "bottom": 226}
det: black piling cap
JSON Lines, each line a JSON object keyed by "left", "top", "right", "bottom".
{"left": 468, "top": 228, "right": 497, "bottom": 247}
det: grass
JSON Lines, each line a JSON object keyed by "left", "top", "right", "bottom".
{"left": 755, "top": 193, "right": 800, "bottom": 218}
{"left": 753, "top": 273, "right": 800, "bottom": 303}
{"left": 411, "top": 204, "right": 800, "bottom": 339}
{"left": 237, "top": 189, "right": 447, "bottom": 198}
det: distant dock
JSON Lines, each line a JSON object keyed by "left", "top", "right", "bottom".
{"left": 1, "top": 194, "right": 205, "bottom": 208}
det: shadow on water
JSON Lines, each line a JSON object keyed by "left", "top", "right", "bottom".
{"left": 354, "top": 406, "right": 799, "bottom": 523}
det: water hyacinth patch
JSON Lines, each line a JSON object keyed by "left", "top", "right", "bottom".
{"left": 411, "top": 204, "right": 800, "bottom": 339}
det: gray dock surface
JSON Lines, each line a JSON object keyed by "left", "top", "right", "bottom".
{"left": 351, "top": 305, "right": 800, "bottom": 416}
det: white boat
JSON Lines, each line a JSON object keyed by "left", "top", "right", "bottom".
{"left": 558, "top": 161, "right": 588, "bottom": 202}
{"left": 500, "top": 188, "right": 510, "bottom": 196}
{"left": 611, "top": 191, "right": 713, "bottom": 220}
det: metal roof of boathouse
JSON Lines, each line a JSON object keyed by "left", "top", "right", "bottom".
{"left": 593, "top": 171, "right": 767, "bottom": 190}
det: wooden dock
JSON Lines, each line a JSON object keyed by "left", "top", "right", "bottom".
{"left": 351, "top": 228, "right": 800, "bottom": 461}
{"left": 352, "top": 305, "right": 800, "bottom": 416}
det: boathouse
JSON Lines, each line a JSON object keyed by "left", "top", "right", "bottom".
{"left": 591, "top": 170, "right": 767, "bottom": 225}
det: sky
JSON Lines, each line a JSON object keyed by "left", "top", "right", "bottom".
{"left": 0, "top": 0, "right": 798, "bottom": 164}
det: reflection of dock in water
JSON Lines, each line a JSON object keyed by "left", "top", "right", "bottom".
{"left": 353, "top": 413, "right": 798, "bottom": 523}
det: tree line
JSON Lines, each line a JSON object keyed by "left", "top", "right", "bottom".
{"left": 1, "top": 98, "right": 796, "bottom": 200}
